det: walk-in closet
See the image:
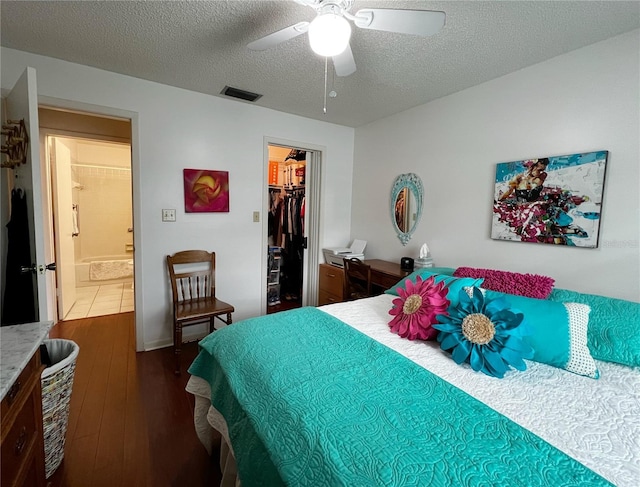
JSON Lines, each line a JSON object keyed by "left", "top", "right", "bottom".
{"left": 266, "top": 146, "right": 306, "bottom": 314}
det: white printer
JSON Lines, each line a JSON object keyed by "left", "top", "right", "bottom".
{"left": 322, "top": 240, "right": 367, "bottom": 267}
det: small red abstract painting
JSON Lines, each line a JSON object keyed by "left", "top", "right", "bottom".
{"left": 183, "top": 169, "right": 229, "bottom": 213}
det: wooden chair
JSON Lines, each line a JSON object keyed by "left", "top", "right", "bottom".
{"left": 343, "top": 257, "right": 372, "bottom": 301}
{"left": 167, "top": 250, "right": 234, "bottom": 374}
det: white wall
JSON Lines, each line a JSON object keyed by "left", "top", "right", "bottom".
{"left": 1, "top": 48, "right": 355, "bottom": 349}
{"left": 352, "top": 30, "right": 640, "bottom": 302}
{"left": 71, "top": 140, "right": 133, "bottom": 260}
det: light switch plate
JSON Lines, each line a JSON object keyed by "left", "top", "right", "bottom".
{"left": 253, "top": 211, "right": 260, "bottom": 222}
{"left": 162, "top": 209, "right": 176, "bottom": 222}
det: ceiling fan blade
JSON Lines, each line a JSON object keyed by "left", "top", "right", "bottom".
{"left": 247, "top": 21, "right": 309, "bottom": 51}
{"left": 332, "top": 44, "right": 356, "bottom": 77}
{"left": 353, "top": 9, "right": 445, "bottom": 36}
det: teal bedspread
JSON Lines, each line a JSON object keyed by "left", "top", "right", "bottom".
{"left": 189, "top": 307, "right": 611, "bottom": 487}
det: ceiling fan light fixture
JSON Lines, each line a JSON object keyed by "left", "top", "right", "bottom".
{"left": 308, "top": 13, "right": 351, "bottom": 57}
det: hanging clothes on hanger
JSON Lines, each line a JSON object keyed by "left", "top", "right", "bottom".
{"left": 280, "top": 188, "right": 305, "bottom": 301}
{"left": 268, "top": 187, "right": 284, "bottom": 247}
{"left": 2, "top": 188, "right": 36, "bottom": 325}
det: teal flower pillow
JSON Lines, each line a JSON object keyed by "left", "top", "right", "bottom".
{"left": 386, "top": 267, "right": 483, "bottom": 308}
{"left": 482, "top": 289, "right": 599, "bottom": 379}
{"left": 433, "top": 287, "right": 534, "bottom": 378}
{"left": 548, "top": 289, "right": 640, "bottom": 367}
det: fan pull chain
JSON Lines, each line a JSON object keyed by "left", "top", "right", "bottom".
{"left": 323, "top": 57, "right": 328, "bottom": 114}
{"left": 331, "top": 63, "right": 336, "bottom": 93}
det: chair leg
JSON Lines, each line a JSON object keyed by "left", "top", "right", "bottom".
{"left": 209, "top": 316, "right": 215, "bottom": 334}
{"left": 227, "top": 312, "right": 232, "bottom": 325}
{"left": 174, "top": 321, "right": 182, "bottom": 375}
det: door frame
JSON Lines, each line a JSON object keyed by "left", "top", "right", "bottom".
{"left": 38, "top": 96, "right": 144, "bottom": 351}
{"left": 262, "top": 137, "right": 324, "bottom": 311}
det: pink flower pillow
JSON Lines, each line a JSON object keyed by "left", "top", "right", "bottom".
{"left": 453, "top": 266, "right": 554, "bottom": 299}
{"left": 388, "top": 275, "right": 450, "bottom": 341}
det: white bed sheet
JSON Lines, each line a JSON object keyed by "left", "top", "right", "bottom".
{"left": 188, "top": 294, "right": 640, "bottom": 486}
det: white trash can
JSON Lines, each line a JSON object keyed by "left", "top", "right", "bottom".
{"left": 40, "top": 338, "right": 80, "bottom": 478}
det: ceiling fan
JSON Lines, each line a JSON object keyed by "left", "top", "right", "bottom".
{"left": 247, "top": 0, "right": 446, "bottom": 77}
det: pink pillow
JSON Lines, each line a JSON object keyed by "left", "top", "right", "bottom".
{"left": 388, "top": 275, "right": 450, "bottom": 341}
{"left": 453, "top": 267, "right": 555, "bottom": 299}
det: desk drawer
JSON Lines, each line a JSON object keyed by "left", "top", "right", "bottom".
{"left": 372, "top": 270, "right": 403, "bottom": 291}
{"left": 318, "top": 289, "right": 343, "bottom": 306}
{"left": 319, "top": 264, "right": 344, "bottom": 298}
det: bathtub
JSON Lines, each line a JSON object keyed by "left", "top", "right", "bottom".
{"left": 75, "top": 255, "right": 134, "bottom": 287}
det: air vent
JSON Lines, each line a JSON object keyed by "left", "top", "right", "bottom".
{"left": 221, "top": 86, "right": 262, "bottom": 102}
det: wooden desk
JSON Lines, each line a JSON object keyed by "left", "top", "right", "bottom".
{"left": 318, "top": 259, "right": 410, "bottom": 305}
{"left": 365, "top": 259, "right": 411, "bottom": 293}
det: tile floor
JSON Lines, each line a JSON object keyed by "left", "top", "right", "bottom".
{"left": 63, "top": 282, "right": 134, "bottom": 320}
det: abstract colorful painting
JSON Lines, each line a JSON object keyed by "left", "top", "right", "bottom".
{"left": 492, "top": 151, "right": 608, "bottom": 247}
{"left": 183, "top": 169, "right": 229, "bottom": 213}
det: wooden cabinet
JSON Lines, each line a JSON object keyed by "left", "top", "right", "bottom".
{"left": 1, "top": 351, "right": 46, "bottom": 487}
{"left": 319, "top": 263, "right": 345, "bottom": 305}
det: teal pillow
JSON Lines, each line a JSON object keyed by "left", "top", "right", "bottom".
{"left": 386, "top": 268, "right": 483, "bottom": 308}
{"left": 483, "top": 289, "right": 599, "bottom": 378}
{"left": 548, "top": 289, "right": 640, "bottom": 367}
{"left": 414, "top": 267, "right": 456, "bottom": 276}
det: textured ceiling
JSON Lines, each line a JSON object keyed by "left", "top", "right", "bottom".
{"left": 1, "top": 1, "right": 638, "bottom": 127}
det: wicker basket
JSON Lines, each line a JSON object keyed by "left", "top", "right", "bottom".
{"left": 41, "top": 339, "right": 80, "bottom": 479}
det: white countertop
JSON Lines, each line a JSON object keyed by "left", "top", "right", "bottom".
{"left": 0, "top": 321, "right": 54, "bottom": 401}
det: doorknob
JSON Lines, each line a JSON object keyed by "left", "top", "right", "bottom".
{"left": 20, "top": 263, "right": 56, "bottom": 274}
{"left": 20, "top": 264, "right": 37, "bottom": 274}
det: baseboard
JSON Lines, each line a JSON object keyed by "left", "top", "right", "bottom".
{"left": 144, "top": 329, "right": 208, "bottom": 351}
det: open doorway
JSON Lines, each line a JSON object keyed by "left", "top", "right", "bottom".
{"left": 39, "top": 108, "right": 134, "bottom": 321}
{"left": 49, "top": 136, "right": 133, "bottom": 320}
{"left": 266, "top": 145, "right": 307, "bottom": 314}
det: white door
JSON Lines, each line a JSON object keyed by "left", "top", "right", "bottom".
{"left": 50, "top": 137, "right": 77, "bottom": 318}
{"left": 5, "top": 67, "right": 52, "bottom": 321}
{"left": 301, "top": 150, "right": 320, "bottom": 307}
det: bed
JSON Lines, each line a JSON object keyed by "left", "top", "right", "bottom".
{"left": 186, "top": 270, "right": 640, "bottom": 487}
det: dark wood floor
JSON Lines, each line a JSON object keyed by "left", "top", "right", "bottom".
{"left": 47, "top": 312, "right": 221, "bottom": 487}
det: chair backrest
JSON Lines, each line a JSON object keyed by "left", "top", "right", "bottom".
{"left": 167, "top": 250, "right": 216, "bottom": 304}
{"left": 343, "top": 257, "right": 372, "bottom": 300}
